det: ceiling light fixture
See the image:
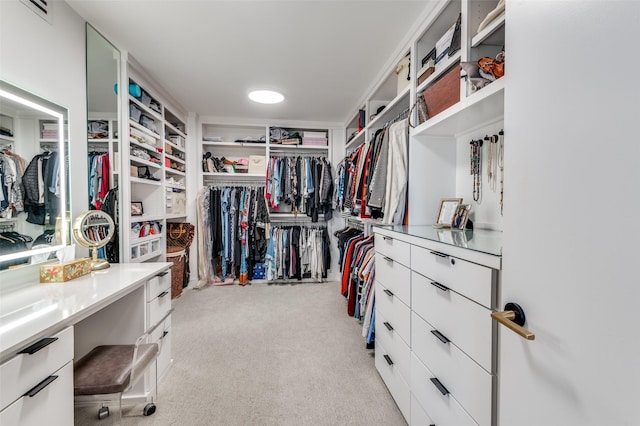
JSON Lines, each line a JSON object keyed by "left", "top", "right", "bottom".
{"left": 248, "top": 90, "right": 284, "bottom": 104}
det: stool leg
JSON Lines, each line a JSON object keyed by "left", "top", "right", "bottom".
{"left": 117, "top": 394, "right": 123, "bottom": 424}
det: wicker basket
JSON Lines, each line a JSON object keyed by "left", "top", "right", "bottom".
{"left": 167, "top": 246, "right": 186, "bottom": 299}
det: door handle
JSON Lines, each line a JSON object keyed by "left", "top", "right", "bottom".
{"left": 491, "top": 302, "right": 535, "bottom": 340}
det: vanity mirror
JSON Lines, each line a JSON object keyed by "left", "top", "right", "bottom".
{"left": 0, "top": 80, "right": 70, "bottom": 270}
{"left": 73, "top": 210, "right": 114, "bottom": 270}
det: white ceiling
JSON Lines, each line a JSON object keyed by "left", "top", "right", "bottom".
{"left": 66, "top": 0, "right": 432, "bottom": 125}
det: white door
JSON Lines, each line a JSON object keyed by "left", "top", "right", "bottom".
{"left": 500, "top": 2, "right": 640, "bottom": 426}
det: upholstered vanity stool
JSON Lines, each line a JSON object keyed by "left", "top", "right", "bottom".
{"left": 73, "top": 315, "right": 169, "bottom": 421}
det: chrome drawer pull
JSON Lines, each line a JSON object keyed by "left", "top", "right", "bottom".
{"left": 383, "top": 354, "right": 394, "bottom": 366}
{"left": 383, "top": 256, "right": 393, "bottom": 263}
{"left": 383, "top": 289, "right": 394, "bottom": 297}
{"left": 430, "top": 377, "right": 449, "bottom": 396}
{"left": 156, "top": 271, "right": 169, "bottom": 277}
{"left": 429, "top": 250, "right": 448, "bottom": 258}
{"left": 383, "top": 322, "right": 394, "bottom": 331}
{"left": 382, "top": 236, "right": 393, "bottom": 241}
{"left": 18, "top": 337, "right": 58, "bottom": 355}
{"left": 430, "top": 329, "right": 450, "bottom": 344}
{"left": 158, "top": 290, "right": 169, "bottom": 298}
{"left": 24, "top": 375, "right": 58, "bottom": 397}
{"left": 430, "top": 281, "right": 449, "bottom": 292}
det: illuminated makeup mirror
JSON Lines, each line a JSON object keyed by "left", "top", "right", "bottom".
{"left": 0, "top": 80, "right": 69, "bottom": 271}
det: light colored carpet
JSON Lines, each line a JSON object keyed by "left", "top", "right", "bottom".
{"left": 75, "top": 281, "right": 406, "bottom": 425}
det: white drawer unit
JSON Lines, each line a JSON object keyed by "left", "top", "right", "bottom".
{"left": 412, "top": 312, "right": 493, "bottom": 426}
{"left": 411, "top": 353, "right": 479, "bottom": 426}
{"left": 145, "top": 267, "right": 172, "bottom": 397}
{"left": 374, "top": 232, "right": 411, "bottom": 267}
{"left": 375, "top": 252, "right": 411, "bottom": 306}
{"left": 151, "top": 314, "right": 172, "bottom": 379}
{"left": 411, "top": 244, "right": 494, "bottom": 309}
{"left": 375, "top": 281, "right": 411, "bottom": 346}
{"left": 412, "top": 270, "right": 493, "bottom": 372}
{"left": 374, "top": 338, "right": 410, "bottom": 421}
{"left": 373, "top": 226, "right": 501, "bottom": 426}
{"left": 147, "top": 268, "right": 171, "bottom": 329}
{"left": 0, "top": 361, "right": 73, "bottom": 426}
{"left": 146, "top": 269, "right": 171, "bottom": 303}
{"left": 0, "top": 326, "right": 73, "bottom": 410}
{"left": 375, "top": 310, "right": 411, "bottom": 385}
{"left": 0, "top": 326, "right": 74, "bottom": 426}
{"left": 148, "top": 287, "right": 172, "bottom": 328}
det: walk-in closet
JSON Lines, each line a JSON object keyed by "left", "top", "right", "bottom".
{"left": 2, "top": 1, "right": 639, "bottom": 425}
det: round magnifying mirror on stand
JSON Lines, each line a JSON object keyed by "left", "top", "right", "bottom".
{"left": 73, "top": 210, "right": 115, "bottom": 271}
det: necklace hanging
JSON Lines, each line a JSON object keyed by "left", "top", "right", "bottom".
{"left": 487, "top": 134, "right": 498, "bottom": 191}
{"left": 470, "top": 139, "right": 483, "bottom": 203}
{"left": 497, "top": 130, "right": 504, "bottom": 215}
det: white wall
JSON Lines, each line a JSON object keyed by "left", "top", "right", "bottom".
{"left": 0, "top": 0, "right": 88, "bottom": 253}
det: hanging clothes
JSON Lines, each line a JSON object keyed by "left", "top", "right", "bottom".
{"left": 0, "top": 231, "right": 33, "bottom": 270}
{"left": 0, "top": 149, "right": 26, "bottom": 218}
{"left": 196, "top": 185, "right": 270, "bottom": 288}
{"left": 265, "top": 225, "right": 330, "bottom": 282}
{"left": 100, "top": 187, "right": 119, "bottom": 263}
{"left": 335, "top": 225, "right": 377, "bottom": 347}
{"left": 382, "top": 119, "right": 409, "bottom": 224}
{"left": 22, "top": 151, "right": 60, "bottom": 225}
{"left": 265, "top": 155, "right": 334, "bottom": 222}
{"left": 337, "top": 118, "right": 409, "bottom": 224}
{"left": 88, "top": 151, "right": 110, "bottom": 210}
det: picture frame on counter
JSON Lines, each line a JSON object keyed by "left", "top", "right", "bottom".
{"left": 452, "top": 204, "right": 471, "bottom": 230}
{"left": 433, "top": 198, "right": 462, "bottom": 228}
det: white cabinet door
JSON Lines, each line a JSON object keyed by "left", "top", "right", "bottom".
{"left": 501, "top": 3, "right": 640, "bottom": 425}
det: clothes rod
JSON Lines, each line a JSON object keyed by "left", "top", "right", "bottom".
{"left": 271, "top": 222, "right": 328, "bottom": 229}
{"left": 204, "top": 182, "right": 265, "bottom": 188}
{"left": 269, "top": 151, "right": 327, "bottom": 158}
{"left": 384, "top": 107, "right": 410, "bottom": 128}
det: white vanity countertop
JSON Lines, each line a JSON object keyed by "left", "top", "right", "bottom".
{"left": 0, "top": 262, "right": 171, "bottom": 363}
